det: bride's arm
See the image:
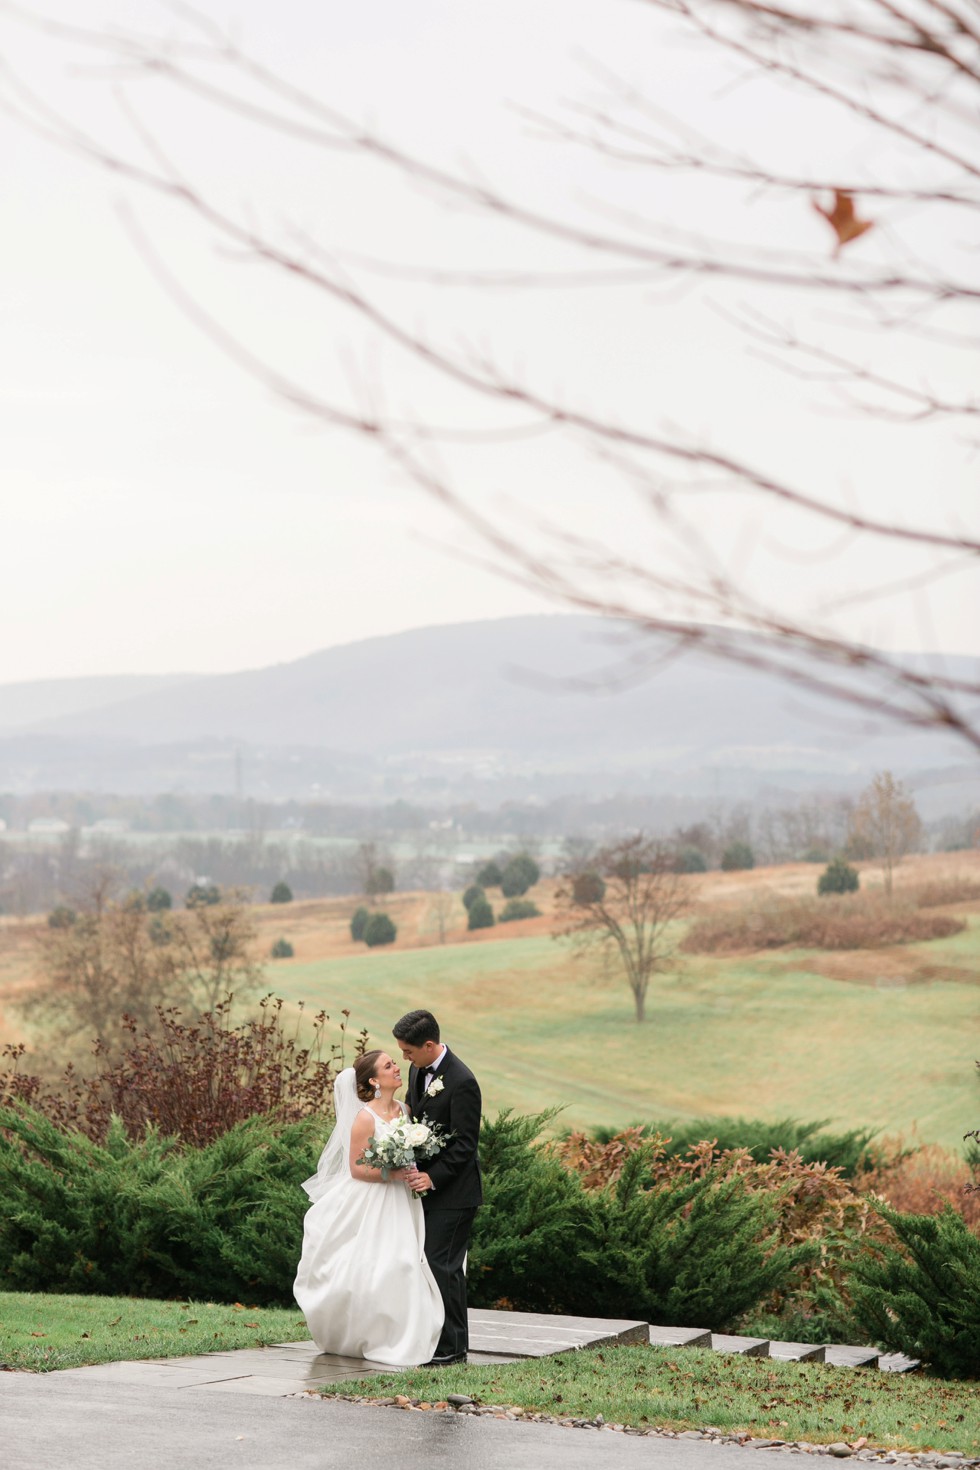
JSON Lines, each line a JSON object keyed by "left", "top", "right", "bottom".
{"left": 347, "top": 1110, "right": 409, "bottom": 1182}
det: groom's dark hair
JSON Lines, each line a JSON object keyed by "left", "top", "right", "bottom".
{"left": 392, "top": 1009, "right": 440, "bottom": 1046}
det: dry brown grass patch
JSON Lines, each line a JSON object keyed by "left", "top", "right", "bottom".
{"left": 856, "top": 1140, "right": 980, "bottom": 1232}
{"left": 682, "top": 893, "right": 966, "bottom": 954}
{"left": 911, "top": 877, "right": 980, "bottom": 909}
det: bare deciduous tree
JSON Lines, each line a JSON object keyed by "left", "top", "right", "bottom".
{"left": 850, "top": 770, "right": 923, "bottom": 897}
{"left": 555, "top": 833, "right": 693, "bottom": 1021}
{"left": 27, "top": 874, "right": 261, "bottom": 1048}
{"left": 0, "top": 2, "right": 976, "bottom": 745}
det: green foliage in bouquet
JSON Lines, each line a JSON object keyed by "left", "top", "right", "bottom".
{"left": 849, "top": 1202, "right": 980, "bottom": 1379}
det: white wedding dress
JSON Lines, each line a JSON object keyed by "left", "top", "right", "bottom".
{"left": 293, "top": 1073, "right": 444, "bottom": 1366}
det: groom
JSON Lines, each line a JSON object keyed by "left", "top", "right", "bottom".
{"left": 392, "top": 1008, "right": 482, "bottom": 1366}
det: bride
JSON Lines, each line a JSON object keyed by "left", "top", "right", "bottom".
{"left": 293, "top": 1049, "right": 445, "bottom": 1365}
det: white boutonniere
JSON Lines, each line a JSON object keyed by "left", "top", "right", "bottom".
{"left": 427, "top": 1076, "right": 445, "bottom": 1096}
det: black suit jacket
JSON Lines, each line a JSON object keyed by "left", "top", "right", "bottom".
{"left": 409, "top": 1048, "right": 483, "bottom": 1212}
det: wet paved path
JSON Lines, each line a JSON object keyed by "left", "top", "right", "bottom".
{"left": 0, "top": 1372, "right": 814, "bottom": 1470}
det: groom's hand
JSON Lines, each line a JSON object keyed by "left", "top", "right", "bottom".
{"left": 408, "top": 1169, "right": 433, "bottom": 1193}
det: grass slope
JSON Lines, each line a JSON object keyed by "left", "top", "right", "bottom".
{"left": 0, "top": 1291, "right": 310, "bottom": 1371}
{"left": 321, "top": 1346, "right": 980, "bottom": 1454}
{"left": 270, "top": 924, "right": 980, "bottom": 1149}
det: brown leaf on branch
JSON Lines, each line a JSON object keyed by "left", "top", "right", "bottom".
{"left": 812, "top": 190, "right": 875, "bottom": 254}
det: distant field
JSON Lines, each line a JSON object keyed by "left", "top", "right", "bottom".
{"left": 3, "top": 852, "right": 978, "bottom": 1149}
{"left": 260, "top": 923, "right": 980, "bottom": 1149}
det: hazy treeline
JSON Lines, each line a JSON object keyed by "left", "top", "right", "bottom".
{"left": 0, "top": 789, "right": 975, "bottom": 916}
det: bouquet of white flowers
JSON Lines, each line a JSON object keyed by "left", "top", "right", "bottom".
{"left": 357, "top": 1115, "right": 452, "bottom": 1189}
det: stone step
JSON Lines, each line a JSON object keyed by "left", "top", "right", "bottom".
{"left": 769, "top": 1341, "right": 826, "bottom": 1363}
{"left": 824, "top": 1345, "right": 880, "bottom": 1369}
{"left": 711, "top": 1334, "right": 770, "bottom": 1357}
{"left": 648, "top": 1325, "right": 713, "bottom": 1350}
{"left": 878, "top": 1352, "right": 921, "bottom": 1373}
{"left": 467, "top": 1308, "right": 648, "bottom": 1359}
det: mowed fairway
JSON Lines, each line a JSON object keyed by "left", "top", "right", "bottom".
{"left": 3, "top": 853, "right": 977, "bottom": 1149}
{"left": 267, "top": 921, "right": 980, "bottom": 1149}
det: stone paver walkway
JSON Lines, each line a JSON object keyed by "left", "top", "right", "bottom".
{"left": 32, "top": 1311, "right": 918, "bottom": 1400}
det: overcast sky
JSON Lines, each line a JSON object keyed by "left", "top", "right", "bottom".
{"left": 1, "top": 0, "right": 975, "bottom": 685}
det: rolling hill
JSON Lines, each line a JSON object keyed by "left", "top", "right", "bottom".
{"left": 0, "top": 617, "right": 974, "bottom": 800}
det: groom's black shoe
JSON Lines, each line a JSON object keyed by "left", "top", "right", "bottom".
{"left": 421, "top": 1352, "right": 467, "bottom": 1367}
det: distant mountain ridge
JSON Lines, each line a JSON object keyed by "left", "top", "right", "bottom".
{"left": 0, "top": 617, "right": 974, "bottom": 798}
{"left": 0, "top": 673, "right": 201, "bottom": 733}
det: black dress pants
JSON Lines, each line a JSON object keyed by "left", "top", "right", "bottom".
{"left": 423, "top": 1207, "right": 477, "bottom": 1358}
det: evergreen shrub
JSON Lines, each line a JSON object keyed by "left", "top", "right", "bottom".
{"left": 365, "top": 867, "right": 395, "bottom": 897}
{"left": 467, "top": 896, "right": 495, "bottom": 930}
{"left": 349, "top": 907, "right": 370, "bottom": 941}
{"left": 850, "top": 1203, "right": 980, "bottom": 1379}
{"left": 462, "top": 885, "right": 485, "bottom": 912}
{"left": 270, "top": 938, "right": 294, "bottom": 959}
{"left": 589, "top": 1147, "right": 815, "bottom": 1329}
{"left": 185, "top": 883, "right": 221, "bottom": 908}
{"left": 363, "top": 913, "right": 396, "bottom": 947}
{"left": 500, "top": 853, "right": 540, "bottom": 897}
{"left": 818, "top": 858, "right": 860, "bottom": 896}
{"left": 0, "top": 1105, "right": 318, "bottom": 1304}
{"left": 270, "top": 882, "right": 293, "bottom": 904}
{"left": 468, "top": 1110, "right": 597, "bottom": 1313}
{"left": 499, "top": 898, "right": 540, "bottom": 922}
{"left": 587, "top": 1116, "right": 881, "bottom": 1178}
{"left": 721, "top": 842, "right": 755, "bottom": 871}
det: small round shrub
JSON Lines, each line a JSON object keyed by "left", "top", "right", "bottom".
{"left": 477, "top": 860, "right": 503, "bottom": 888}
{"left": 146, "top": 886, "right": 173, "bottom": 912}
{"left": 675, "top": 848, "right": 708, "bottom": 874}
{"left": 817, "top": 857, "right": 860, "bottom": 896}
{"left": 363, "top": 912, "right": 397, "bottom": 947}
{"left": 501, "top": 853, "right": 540, "bottom": 898}
{"left": 462, "top": 884, "right": 486, "bottom": 912}
{"left": 499, "top": 898, "right": 541, "bottom": 923}
{"left": 186, "top": 882, "right": 221, "bottom": 908}
{"left": 47, "top": 905, "right": 76, "bottom": 930}
{"left": 148, "top": 915, "right": 173, "bottom": 946}
{"left": 270, "top": 881, "right": 293, "bottom": 904}
{"left": 366, "top": 866, "right": 395, "bottom": 897}
{"left": 721, "top": 842, "right": 755, "bottom": 872}
{"left": 467, "top": 896, "right": 495, "bottom": 930}
{"left": 350, "top": 906, "right": 370, "bottom": 941}
{"left": 271, "top": 937, "right": 295, "bottom": 959}
{"left": 572, "top": 870, "right": 606, "bottom": 905}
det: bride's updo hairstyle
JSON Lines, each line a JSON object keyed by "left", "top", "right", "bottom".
{"left": 354, "top": 1050, "right": 384, "bottom": 1102}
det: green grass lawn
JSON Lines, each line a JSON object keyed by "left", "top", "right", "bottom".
{"left": 0, "top": 1291, "right": 310, "bottom": 1371}
{"left": 268, "top": 922, "right": 980, "bottom": 1149}
{"left": 320, "top": 1345, "right": 980, "bottom": 1454}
